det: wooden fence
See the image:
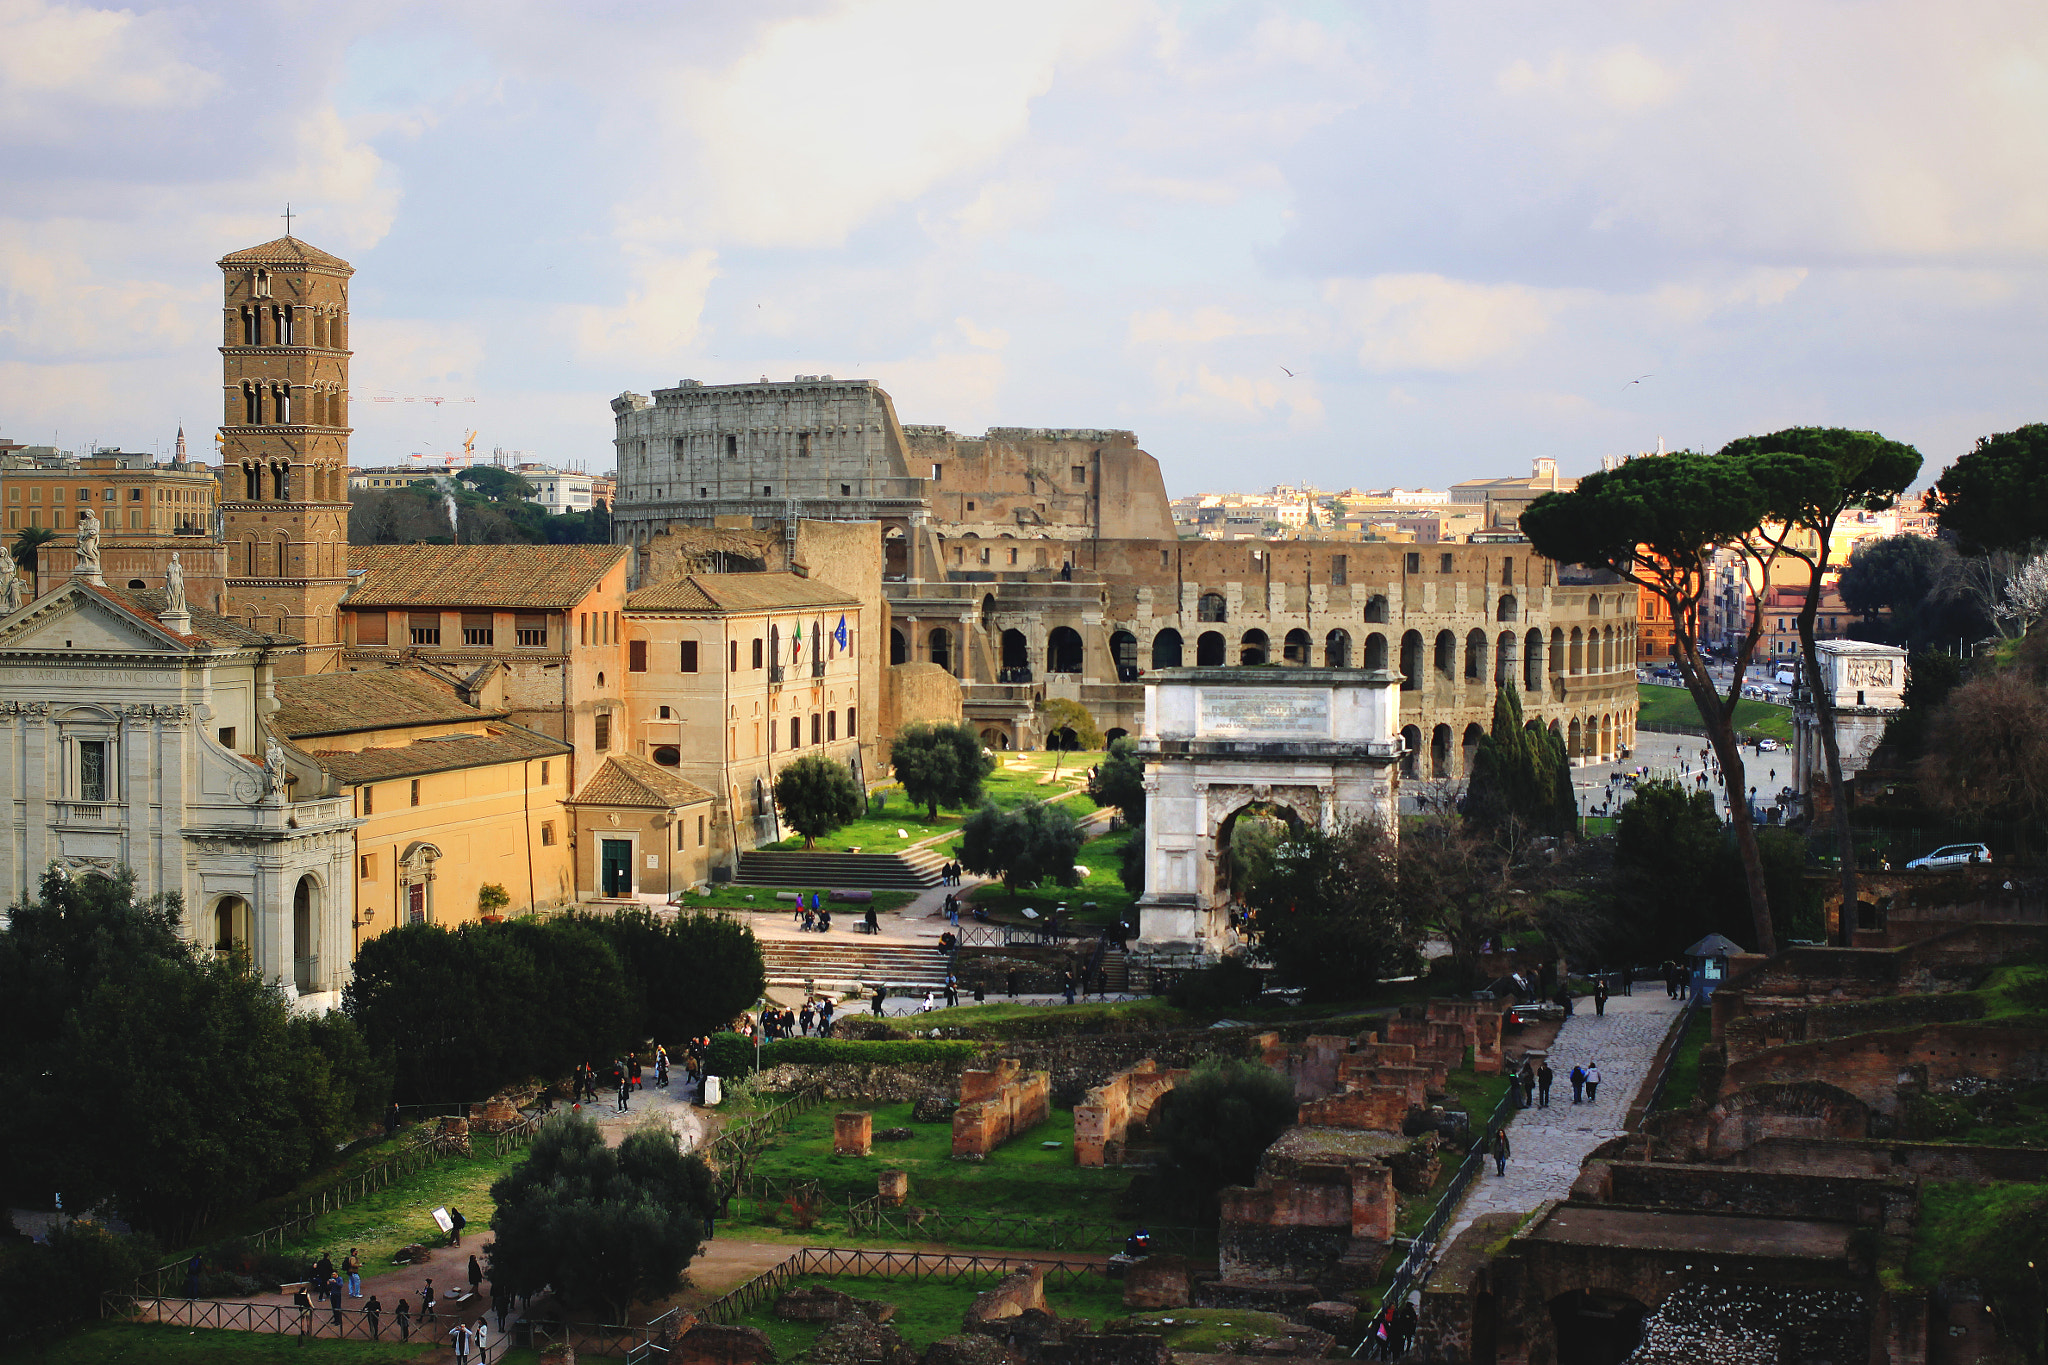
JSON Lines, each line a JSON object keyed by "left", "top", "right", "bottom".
{"left": 698, "top": 1246, "right": 1114, "bottom": 1325}
{"left": 843, "top": 1199, "right": 1208, "bottom": 1257}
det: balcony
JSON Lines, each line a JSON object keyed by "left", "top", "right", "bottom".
{"left": 52, "top": 800, "right": 116, "bottom": 825}
{"left": 811, "top": 657, "right": 826, "bottom": 679}
{"left": 769, "top": 663, "right": 786, "bottom": 684}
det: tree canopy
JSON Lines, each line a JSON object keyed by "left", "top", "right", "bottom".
{"left": 457, "top": 466, "right": 539, "bottom": 503}
{"left": 888, "top": 721, "right": 995, "bottom": 818}
{"left": 1463, "top": 683, "right": 1576, "bottom": 841}
{"left": 957, "top": 800, "right": 1086, "bottom": 895}
{"left": 573, "top": 910, "right": 765, "bottom": 1045}
{"left": 1087, "top": 735, "right": 1147, "bottom": 826}
{"left": 773, "top": 753, "right": 863, "bottom": 849}
{"left": 1926, "top": 423, "right": 2048, "bottom": 555}
{"left": 1244, "top": 820, "right": 1421, "bottom": 1000}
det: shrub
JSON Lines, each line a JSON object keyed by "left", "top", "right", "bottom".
{"left": 1146, "top": 1060, "right": 1297, "bottom": 1218}
{"left": 0, "top": 1221, "right": 160, "bottom": 1333}
{"left": 706, "top": 1032, "right": 757, "bottom": 1077}
{"left": 1168, "top": 956, "right": 1264, "bottom": 1011}
{"left": 761, "top": 1038, "right": 982, "bottom": 1067}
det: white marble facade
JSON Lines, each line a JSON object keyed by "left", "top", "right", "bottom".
{"left": 1792, "top": 640, "right": 1908, "bottom": 796}
{"left": 0, "top": 582, "right": 357, "bottom": 1011}
{"left": 1134, "top": 666, "right": 1403, "bottom": 949}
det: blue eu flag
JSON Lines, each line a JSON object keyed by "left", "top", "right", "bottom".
{"left": 834, "top": 615, "right": 849, "bottom": 650}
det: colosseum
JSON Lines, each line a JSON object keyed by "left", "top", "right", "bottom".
{"left": 610, "top": 376, "right": 1638, "bottom": 779}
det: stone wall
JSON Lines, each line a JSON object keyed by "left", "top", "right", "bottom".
{"left": 756, "top": 1060, "right": 969, "bottom": 1100}
{"left": 1729, "top": 1135, "right": 2048, "bottom": 1184}
{"left": 952, "top": 1059, "right": 1052, "bottom": 1158}
{"left": 1720, "top": 1023, "right": 2048, "bottom": 1117}
{"left": 1584, "top": 1160, "right": 1916, "bottom": 1233}
{"left": 1073, "top": 1061, "right": 1186, "bottom": 1166}
{"left": 1722, "top": 991, "right": 1986, "bottom": 1064}
{"left": 1641, "top": 1081, "right": 1871, "bottom": 1162}
{"left": 882, "top": 662, "right": 963, "bottom": 757}
{"left": 1296, "top": 1088, "right": 1410, "bottom": 1133}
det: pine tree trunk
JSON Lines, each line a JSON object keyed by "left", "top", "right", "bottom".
{"left": 1796, "top": 601, "right": 1859, "bottom": 945}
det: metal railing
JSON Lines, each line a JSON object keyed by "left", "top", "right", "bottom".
{"left": 698, "top": 1247, "right": 1115, "bottom": 1326}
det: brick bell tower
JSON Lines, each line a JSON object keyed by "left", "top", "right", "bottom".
{"left": 217, "top": 228, "right": 353, "bottom": 674}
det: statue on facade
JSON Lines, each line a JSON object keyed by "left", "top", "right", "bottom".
{"left": 73, "top": 508, "right": 102, "bottom": 579}
{"left": 0, "top": 543, "right": 21, "bottom": 614}
{"left": 264, "top": 735, "right": 288, "bottom": 794}
{"left": 164, "top": 552, "right": 187, "bottom": 614}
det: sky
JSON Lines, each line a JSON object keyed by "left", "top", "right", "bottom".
{"left": 1, "top": 1, "right": 2044, "bottom": 495}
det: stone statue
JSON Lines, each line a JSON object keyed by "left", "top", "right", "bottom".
{"left": 73, "top": 508, "right": 102, "bottom": 578}
{"left": 164, "top": 552, "right": 186, "bottom": 614}
{"left": 264, "top": 735, "right": 287, "bottom": 793}
{"left": 0, "top": 543, "right": 21, "bottom": 615}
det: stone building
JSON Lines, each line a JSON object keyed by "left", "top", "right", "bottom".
{"left": 611, "top": 377, "right": 1640, "bottom": 774}
{"left": 1791, "top": 640, "right": 1907, "bottom": 797}
{"left": 215, "top": 236, "right": 356, "bottom": 672}
{"left": 3, "top": 442, "right": 226, "bottom": 608}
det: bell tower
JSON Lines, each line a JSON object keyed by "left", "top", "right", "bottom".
{"left": 217, "top": 231, "right": 353, "bottom": 674}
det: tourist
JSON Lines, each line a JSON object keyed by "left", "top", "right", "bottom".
{"left": 365, "top": 1294, "right": 382, "bottom": 1339}
{"left": 476, "top": 1319, "right": 492, "bottom": 1364}
{"left": 618, "top": 1071, "right": 632, "bottom": 1111}
{"left": 450, "top": 1206, "right": 467, "bottom": 1246}
{"left": 315, "top": 1251, "right": 335, "bottom": 1285}
{"left": 493, "top": 1284, "right": 509, "bottom": 1332}
{"left": 865, "top": 906, "right": 880, "bottom": 935}
{"left": 343, "top": 1247, "right": 362, "bottom": 1298}
{"left": 1394, "top": 1298, "right": 1418, "bottom": 1356}
{"left": 1593, "top": 979, "right": 1608, "bottom": 1017}
{"left": 468, "top": 1254, "right": 484, "bottom": 1298}
{"left": 294, "top": 1285, "right": 314, "bottom": 1342}
{"left": 872, "top": 987, "right": 887, "bottom": 1016}
{"left": 449, "top": 1320, "right": 474, "bottom": 1365}
{"left": 1492, "top": 1127, "right": 1511, "bottom": 1176}
{"left": 395, "top": 1296, "right": 411, "bottom": 1341}
{"left": 1517, "top": 1060, "right": 1535, "bottom": 1108}
{"left": 656, "top": 1045, "right": 670, "bottom": 1088}
{"left": 799, "top": 1002, "right": 815, "bottom": 1035}
{"left": 1537, "top": 1061, "right": 1554, "bottom": 1108}
{"left": 184, "top": 1252, "right": 202, "bottom": 1298}
{"left": 1570, "top": 1064, "right": 1586, "bottom": 1104}
{"left": 329, "top": 1275, "right": 345, "bottom": 1327}
{"left": 1585, "top": 1062, "right": 1602, "bottom": 1103}
{"left": 819, "top": 998, "right": 835, "bottom": 1032}
{"left": 921, "top": 990, "right": 937, "bottom": 1012}
{"left": 421, "top": 1279, "right": 437, "bottom": 1325}
{"left": 385, "top": 1102, "right": 400, "bottom": 1139}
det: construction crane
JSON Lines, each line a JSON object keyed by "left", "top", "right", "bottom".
{"left": 366, "top": 395, "right": 477, "bottom": 406}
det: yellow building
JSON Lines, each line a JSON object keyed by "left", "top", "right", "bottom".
{"left": 2, "top": 449, "right": 226, "bottom": 606}
{"left": 564, "top": 755, "right": 716, "bottom": 902}
{"left": 271, "top": 667, "right": 575, "bottom": 953}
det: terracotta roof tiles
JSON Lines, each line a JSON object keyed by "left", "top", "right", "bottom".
{"left": 568, "top": 754, "right": 716, "bottom": 809}
{"left": 273, "top": 666, "right": 504, "bottom": 739}
{"left": 309, "top": 724, "right": 570, "bottom": 785}
{"left": 627, "top": 572, "right": 858, "bottom": 614}
{"left": 346, "top": 544, "right": 627, "bottom": 609}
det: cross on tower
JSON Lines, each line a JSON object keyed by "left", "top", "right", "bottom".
{"left": 281, "top": 203, "right": 295, "bottom": 237}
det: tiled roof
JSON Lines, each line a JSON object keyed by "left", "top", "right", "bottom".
{"left": 346, "top": 544, "right": 627, "bottom": 609}
{"left": 627, "top": 572, "right": 859, "bottom": 614}
{"left": 308, "top": 724, "right": 570, "bottom": 784}
{"left": 93, "top": 586, "right": 293, "bottom": 648}
{"left": 568, "top": 754, "right": 716, "bottom": 809}
{"left": 216, "top": 236, "right": 352, "bottom": 270}
{"left": 274, "top": 666, "right": 504, "bottom": 739}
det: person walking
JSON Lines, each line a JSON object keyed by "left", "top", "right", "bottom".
{"left": 1492, "top": 1127, "right": 1511, "bottom": 1176}
{"left": 468, "top": 1253, "right": 484, "bottom": 1298}
{"left": 1394, "top": 1299, "right": 1418, "bottom": 1357}
{"left": 1537, "top": 1061, "right": 1554, "bottom": 1108}
{"left": 1570, "top": 1064, "right": 1586, "bottom": 1104}
{"left": 449, "top": 1206, "right": 467, "bottom": 1246}
{"left": 294, "top": 1285, "right": 314, "bottom": 1343}
{"left": 476, "top": 1319, "right": 492, "bottom": 1365}
{"left": 449, "top": 1320, "right": 474, "bottom": 1365}
{"left": 421, "top": 1279, "right": 437, "bottom": 1327}
{"left": 1585, "top": 1062, "right": 1602, "bottom": 1103}
{"left": 395, "top": 1296, "right": 411, "bottom": 1341}
{"left": 1518, "top": 1060, "right": 1536, "bottom": 1109}
{"left": 343, "top": 1248, "right": 362, "bottom": 1298}
{"left": 365, "top": 1294, "right": 382, "bottom": 1339}
{"left": 1593, "top": 979, "right": 1609, "bottom": 1017}
{"left": 617, "top": 1070, "right": 632, "bottom": 1112}
{"left": 328, "top": 1275, "right": 345, "bottom": 1328}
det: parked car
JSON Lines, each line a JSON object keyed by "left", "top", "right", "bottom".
{"left": 1756, "top": 737, "right": 1781, "bottom": 751}
{"left": 1906, "top": 843, "right": 1992, "bottom": 869}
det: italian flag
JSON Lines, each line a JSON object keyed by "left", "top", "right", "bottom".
{"left": 792, "top": 621, "right": 802, "bottom": 658}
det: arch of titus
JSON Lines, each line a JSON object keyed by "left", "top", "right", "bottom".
{"left": 1135, "top": 667, "right": 1403, "bottom": 949}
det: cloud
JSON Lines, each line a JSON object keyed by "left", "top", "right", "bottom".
{"left": 0, "top": 0, "right": 218, "bottom": 120}
{"left": 567, "top": 250, "right": 722, "bottom": 363}
{"left": 1324, "top": 274, "right": 1558, "bottom": 373}
{"left": 1497, "top": 44, "right": 1682, "bottom": 111}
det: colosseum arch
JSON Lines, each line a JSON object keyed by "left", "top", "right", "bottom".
{"left": 1324, "top": 629, "right": 1352, "bottom": 667}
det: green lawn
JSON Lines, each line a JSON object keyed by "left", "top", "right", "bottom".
{"left": 961, "top": 825, "right": 1138, "bottom": 926}
{"left": 738, "top": 1101, "right": 1130, "bottom": 1220}
{"left": 274, "top": 1148, "right": 524, "bottom": 1269}
{"left": 1653, "top": 1007, "right": 1712, "bottom": 1113}
{"left": 902, "top": 996, "right": 1190, "bottom": 1032}
{"left": 672, "top": 886, "right": 917, "bottom": 915}
{"left": 0, "top": 1324, "right": 436, "bottom": 1364}
{"left": 765, "top": 760, "right": 1097, "bottom": 853}
{"left": 1113, "top": 1308, "right": 1301, "bottom": 1352}
{"left": 725, "top": 1272, "right": 1130, "bottom": 1358}
{"left": 1636, "top": 684, "right": 1793, "bottom": 741}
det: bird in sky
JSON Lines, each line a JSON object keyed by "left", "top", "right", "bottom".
{"left": 1280, "top": 366, "right": 1296, "bottom": 377}
{"left": 1625, "top": 374, "right": 1653, "bottom": 387}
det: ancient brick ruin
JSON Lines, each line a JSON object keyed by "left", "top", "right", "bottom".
{"left": 1073, "top": 1060, "right": 1185, "bottom": 1166}
{"left": 950, "top": 1059, "right": 1051, "bottom": 1159}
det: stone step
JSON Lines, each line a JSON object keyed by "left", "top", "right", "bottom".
{"left": 734, "top": 849, "right": 941, "bottom": 889}
{"left": 761, "top": 938, "right": 953, "bottom": 990}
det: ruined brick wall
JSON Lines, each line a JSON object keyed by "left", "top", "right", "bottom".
{"left": 1296, "top": 1088, "right": 1411, "bottom": 1133}
{"left": 1642, "top": 1081, "right": 1871, "bottom": 1161}
{"left": 881, "top": 662, "right": 962, "bottom": 758}
{"left": 1596, "top": 1160, "right": 1915, "bottom": 1232}
{"left": 1723, "top": 992, "right": 1986, "bottom": 1064}
{"left": 951, "top": 1062, "right": 1051, "bottom": 1157}
{"left": 1074, "top": 1061, "right": 1187, "bottom": 1166}
{"left": 1219, "top": 1178, "right": 1355, "bottom": 1286}
{"left": 1730, "top": 1136, "right": 2048, "bottom": 1184}
{"left": 1334, "top": 1059, "right": 1435, "bottom": 1106}
{"left": 1721, "top": 1023, "right": 2048, "bottom": 1116}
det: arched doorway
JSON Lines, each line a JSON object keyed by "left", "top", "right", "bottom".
{"left": 1001, "top": 628, "right": 1030, "bottom": 680}
{"left": 1400, "top": 724, "right": 1423, "bottom": 778}
{"left": 1364, "top": 594, "right": 1389, "bottom": 623}
{"left": 1465, "top": 629, "right": 1488, "bottom": 681}
{"left": 1214, "top": 800, "right": 1306, "bottom": 902}
{"left": 1497, "top": 593, "right": 1518, "bottom": 622}
{"left": 1462, "top": 722, "right": 1485, "bottom": 775}
{"left": 1047, "top": 627, "right": 1083, "bottom": 674}
{"left": 1547, "top": 1291, "right": 1648, "bottom": 1365}
{"left": 1197, "top": 631, "right": 1226, "bottom": 666}
{"left": 1525, "top": 628, "right": 1544, "bottom": 690}
{"left": 1435, "top": 630, "right": 1457, "bottom": 679}
{"left": 1197, "top": 592, "right": 1227, "bottom": 622}
{"left": 1104, "top": 727, "right": 1129, "bottom": 746}
{"left": 292, "top": 876, "right": 318, "bottom": 994}
{"left": 1048, "top": 725, "right": 1082, "bottom": 751}
{"left": 1568, "top": 716, "right": 1583, "bottom": 756}
{"left": 1497, "top": 630, "right": 1519, "bottom": 686}
{"left": 1430, "top": 724, "right": 1452, "bottom": 779}
{"left": 1152, "top": 629, "right": 1184, "bottom": 669}
{"left": 890, "top": 628, "right": 909, "bottom": 665}
{"left": 1325, "top": 629, "right": 1351, "bottom": 667}
{"left": 212, "top": 895, "right": 250, "bottom": 958}
{"left": 980, "top": 726, "right": 1013, "bottom": 750}
{"left": 1400, "top": 632, "right": 1423, "bottom": 690}
{"left": 1365, "top": 632, "right": 1388, "bottom": 671}
{"left": 928, "top": 627, "right": 953, "bottom": 674}
{"left": 1282, "top": 628, "right": 1312, "bottom": 665}
{"left": 1110, "top": 630, "right": 1139, "bottom": 681}
{"left": 1240, "top": 629, "right": 1269, "bottom": 665}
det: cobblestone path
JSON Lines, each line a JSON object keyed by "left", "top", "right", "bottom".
{"left": 1437, "top": 989, "right": 1683, "bottom": 1253}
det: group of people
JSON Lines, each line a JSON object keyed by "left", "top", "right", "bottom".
{"left": 1361, "top": 1296, "right": 1421, "bottom": 1359}
{"left": 1657, "top": 959, "right": 1695, "bottom": 1000}
{"left": 1507, "top": 1057, "right": 1601, "bottom": 1112}
{"left": 573, "top": 1040, "right": 717, "bottom": 1112}
{"left": 754, "top": 998, "right": 836, "bottom": 1040}
{"left": 291, "top": 1250, "right": 505, "bottom": 1360}
{"left": 793, "top": 892, "right": 834, "bottom": 932}
{"left": 938, "top": 860, "right": 965, "bottom": 886}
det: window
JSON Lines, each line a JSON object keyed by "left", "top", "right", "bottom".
{"left": 1502, "top": 558, "right": 1514, "bottom": 586}
{"left": 629, "top": 639, "right": 648, "bottom": 672}
{"left": 811, "top": 713, "right": 821, "bottom": 745}
{"left": 827, "top": 710, "right": 837, "bottom": 740}
{"left": 360, "top": 854, "right": 376, "bottom": 879}
{"left": 1071, "top": 465, "right": 1087, "bottom": 484}
{"left": 1330, "top": 554, "right": 1347, "bottom": 585}
{"left": 847, "top": 706, "right": 857, "bottom": 736}
{"left": 541, "top": 760, "right": 551, "bottom": 785}
{"left": 595, "top": 714, "right": 611, "bottom": 751}
{"left": 697, "top": 814, "right": 705, "bottom": 846}
{"left": 653, "top": 745, "right": 680, "bottom": 765}
{"left": 790, "top": 716, "right": 801, "bottom": 749}
{"left": 580, "top": 613, "right": 589, "bottom": 645}
{"left": 541, "top": 821, "right": 556, "bottom": 845}
{"left": 462, "top": 613, "right": 494, "bottom": 647}
{"left": 1440, "top": 552, "right": 1454, "bottom": 573}
{"left": 1405, "top": 552, "right": 1420, "bottom": 573}
{"left": 357, "top": 612, "right": 388, "bottom": 646}
{"left": 730, "top": 640, "right": 739, "bottom": 672}
{"left": 659, "top": 705, "right": 671, "bottom": 719}
{"left": 841, "top": 484, "right": 851, "bottom": 496}
{"left": 408, "top": 613, "right": 441, "bottom": 646}
{"left": 362, "top": 785, "right": 373, "bottom": 814}
{"left": 77, "top": 741, "right": 108, "bottom": 802}
{"left": 409, "top": 779, "right": 421, "bottom": 807}
{"left": 752, "top": 638, "right": 764, "bottom": 669}
{"left": 511, "top": 614, "right": 544, "bottom": 647}
{"left": 129, "top": 487, "right": 143, "bottom": 501}
{"left": 966, "top": 501, "right": 975, "bottom": 511}
{"left": 129, "top": 510, "right": 142, "bottom": 529}
{"left": 725, "top": 435, "right": 738, "bottom": 457}
{"left": 218, "top": 726, "right": 236, "bottom": 750}
{"left": 932, "top": 463, "right": 943, "bottom": 481}
{"left": 798, "top": 432, "right": 811, "bottom": 457}
{"left": 680, "top": 640, "right": 699, "bottom": 672}
{"left": 763, "top": 485, "right": 773, "bottom": 496}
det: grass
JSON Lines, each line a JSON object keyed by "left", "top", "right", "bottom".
{"left": 1636, "top": 684, "right": 1793, "bottom": 741}
{"left": 1112, "top": 1308, "right": 1300, "bottom": 1352}
{"left": 1652, "top": 1007, "right": 1712, "bottom": 1113}
{"left": 737, "top": 1101, "right": 1130, "bottom": 1220}
{"left": 900, "top": 997, "right": 1190, "bottom": 1032}
{"left": 764, "top": 760, "right": 1097, "bottom": 853}
{"left": 1906, "top": 1180, "right": 2048, "bottom": 1289}
{"left": 273, "top": 1148, "right": 523, "bottom": 1269}
{"left": 671, "top": 886, "right": 917, "bottom": 915}
{"left": 725, "top": 1272, "right": 1132, "bottom": 1357}
{"left": 0, "top": 1323, "right": 436, "bottom": 1364}
{"left": 961, "top": 825, "right": 1139, "bottom": 926}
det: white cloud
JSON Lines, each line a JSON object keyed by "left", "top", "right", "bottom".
{"left": 1324, "top": 274, "right": 1557, "bottom": 373}
{"left": 1498, "top": 44, "right": 1682, "bottom": 111}
{"left": 0, "top": 0, "right": 218, "bottom": 119}
{"left": 567, "top": 250, "right": 722, "bottom": 363}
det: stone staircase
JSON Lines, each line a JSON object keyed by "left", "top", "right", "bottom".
{"left": 733, "top": 848, "right": 944, "bottom": 890}
{"left": 761, "top": 937, "right": 954, "bottom": 992}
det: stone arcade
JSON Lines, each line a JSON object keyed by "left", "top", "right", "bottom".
{"left": 1134, "top": 667, "right": 1402, "bottom": 949}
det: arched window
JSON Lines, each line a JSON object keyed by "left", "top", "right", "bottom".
{"left": 242, "top": 383, "right": 258, "bottom": 426}
{"left": 243, "top": 462, "right": 260, "bottom": 500}
{"left": 1364, "top": 632, "right": 1388, "bottom": 671}
{"left": 1462, "top": 722, "right": 1485, "bottom": 774}
{"left": 1046, "top": 627, "right": 1083, "bottom": 674}
{"left": 1497, "top": 594, "right": 1518, "bottom": 622}
{"left": 1496, "top": 631, "right": 1519, "bottom": 686}
{"left": 1325, "top": 629, "right": 1351, "bottom": 667}
{"left": 1400, "top": 724, "right": 1422, "bottom": 779}
{"left": 1525, "top": 628, "right": 1544, "bottom": 691}
{"left": 1465, "top": 629, "right": 1488, "bottom": 681}
{"left": 241, "top": 308, "right": 257, "bottom": 346}
{"left": 1434, "top": 630, "right": 1456, "bottom": 679}
{"left": 1431, "top": 724, "right": 1452, "bottom": 779}
{"left": 1282, "top": 628, "right": 1312, "bottom": 665}
{"left": 292, "top": 876, "right": 318, "bottom": 994}
{"left": 243, "top": 538, "right": 258, "bottom": 576}
{"left": 1400, "top": 631, "right": 1423, "bottom": 691}
{"left": 1364, "top": 595, "right": 1389, "bottom": 624}
{"left": 1197, "top": 592, "right": 1227, "bottom": 622}
{"left": 1151, "top": 629, "right": 1183, "bottom": 670}
{"left": 1196, "top": 631, "right": 1226, "bottom": 667}
{"left": 890, "top": 628, "right": 907, "bottom": 665}
{"left": 1000, "top": 629, "right": 1029, "bottom": 678}
{"left": 1550, "top": 627, "right": 1566, "bottom": 676}
{"left": 1239, "top": 629, "right": 1268, "bottom": 665}
{"left": 1569, "top": 627, "right": 1584, "bottom": 673}
{"left": 275, "top": 534, "right": 291, "bottom": 577}
{"left": 928, "top": 627, "right": 953, "bottom": 674}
